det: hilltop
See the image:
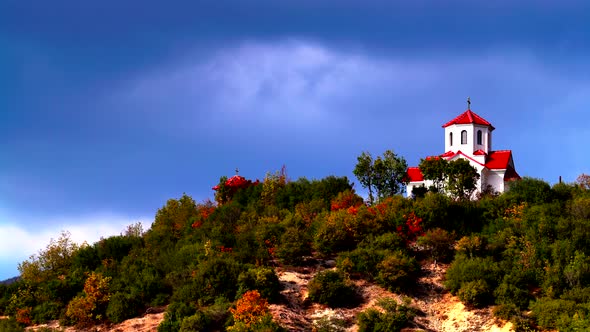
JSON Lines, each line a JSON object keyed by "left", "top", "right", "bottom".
{"left": 1, "top": 170, "right": 590, "bottom": 331}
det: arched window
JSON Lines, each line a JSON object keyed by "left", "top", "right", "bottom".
{"left": 449, "top": 132, "right": 453, "bottom": 146}
{"left": 477, "top": 130, "right": 482, "bottom": 145}
{"left": 461, "top": 130, "right": 467, "bottom": 144}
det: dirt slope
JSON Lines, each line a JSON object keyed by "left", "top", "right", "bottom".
{"left": 23, "top": 262, "right": 512, "bottom": 332}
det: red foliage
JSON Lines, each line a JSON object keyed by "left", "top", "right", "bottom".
{"left": 219, "top": 246, "right": 233, "bottom": 253}
{"left": 397, "top": 212, "right": 424, "bottom": 244}
{"left": 16, "top": 307, "right": 32, "bottom": 325}
{"left": 192, "top": 205, "right": 216, "bottom": 228}
{"left": 264, "top": 238, "right": 277, "bottom": 257}
{"left": 330, "top": 190, "right": 364, "bottom": 211}
{"left": 213, "top": 175, "right": 260, "bottom": 205}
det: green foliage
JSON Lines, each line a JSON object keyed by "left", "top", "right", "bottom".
{"left": 307, "top": 271, "right": 358, "bottom": 308}
{"left": 237, "top": 267, "right": 281, "bottom": 303}
{"left": 446, "top": 159, "right": 480, "bottom": 200}
{"left": 492, "top": 303, "right": 519, "bottom": 321}
{"left": 357, "top": 297, "right": 415, "bottom": 332}
{"left": 418, "top": 157, "right": 449, "bottom": 193}
{"left": 179, "top": 311, "right": 212, "bottom": 332}
{"left": 0, "top": 318, "right": 25, "bottom": 332}
{"left": 354, "top": 150, "right": 408, "bottom": 205}
{"left": 158, "top": 301, "right": 196, "bottom": 332}
{"left": 419, "top": 158, "right": 479, "bottom": 199}
{"left": 417, "top": 228, "right": 456, "bottom": 262}
{"left": 193, "top": 256, "right": 243, "bottom": 305}
{"left": 376, "top": 251, "right": 419, "bottom": 293}
{"left": 505, "top": 177, "right": 553, "bottom": 204}
{"left": 18, "top": 231, "right": 81, "bottom": 284}
{"left": 106, "top": 292, "right": 141, "bottom": 324}
{"left": 457, "top": 279, "right": 492, "bottom": 308}
{"left": 445, "top": 256, "right": 500, "bottom": 295}
{"left": 530, "top": 298, "right": 579, "bottom": 330}
{"left": 31, "top": 301, "right": 61, "bottom": 324}
{"left": 276, "top": 227, "right": 312, "bottom": 265}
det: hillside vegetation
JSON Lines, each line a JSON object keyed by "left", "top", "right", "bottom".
{"left": 1, "top": 162, "right": 590, "bottom": 332}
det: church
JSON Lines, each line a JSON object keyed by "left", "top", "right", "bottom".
{"left": 406, "top": 100, "right": 520, "bottom": 197}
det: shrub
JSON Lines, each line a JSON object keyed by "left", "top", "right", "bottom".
{"left": 357, "top": 297, "right": 415, "bottom": 332}
{"left": 158, "top": 301, "right": 196, "bottom": 332}
{"left": 530, "top": 298, "right": 578, "bottom": 330}
{"left": 31, "top": 301, "right": 61, "bottom": 324}
{"left": 193, "top": 256, "right": 243, "bottom": 305}
{"left": 228, "top": 290, "right": 285, "bottom": 332}
{"left": 275, "top": 227, "right": 312, "bottom": 265}
{"left": 179, "top": 312, "right": 212, "bottom": 332}
{"left": 493, "top": 303, "right": 519, "bottom": 321}
{"left": 376, "top": 251, "right": 419, "bottom": 292}
{"left": 417, "top": 228, "right": 456, "bottom": 262}
{"left": 444, "top": 256, "right": 500, "bottom": 294}
{"left": 107, "top": 292, "right": 141, "bottom": 324}
{"left": 237, "top": 267, "right": 281, "bottom": 303}
{"left": 494, "top": 282, "right": 531, "bottom": 310}
{"left": 0, "top": 318, "right": 25, "bottom": 332}
{"left": 308, "top": 271, "right": 357, "bottom": 308}
{"left": 457, "top": 279, "right": 492, "bottom": 308}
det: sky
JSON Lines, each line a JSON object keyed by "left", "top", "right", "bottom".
{"left": 1, "top": 0, "right": 589, "bottom": 280}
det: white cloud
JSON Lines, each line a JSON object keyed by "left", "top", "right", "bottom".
{"left": 0, "top": 211, "right": 152, "bottom": 278}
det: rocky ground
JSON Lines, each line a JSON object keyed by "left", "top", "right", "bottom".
{"left": 19, "top": 261, "right": 512, "bottom": 332}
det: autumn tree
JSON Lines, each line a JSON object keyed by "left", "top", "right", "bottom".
{"left": 18, "top": 231, "right": 81, "bottom": 283}
{"left": 354, "top": 150, "right": 408, "bottom": 205}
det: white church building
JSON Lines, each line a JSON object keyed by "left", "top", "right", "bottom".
{"left": 406, "top": 102, "right": 520, "bottom": 196}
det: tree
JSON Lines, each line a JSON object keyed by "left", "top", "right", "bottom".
{"left": 446, "top": 159, "right": 480, "bottom": 200}
{"left": 18, "top": 231, "right": 81, "bottom": 283}
{"left": 354, "top": 150, "right": 408, "bottom": 205}
{"left": 418, "top": 157, "right": 449, "bottom": 193}
{"left": 354, "top": 152, "right": 376, "bottom": 205}
{"left": 418, "top": 158, "right": 479, "bottom": 200}
{"left": 373, "top": 150, "right": 409, "bottom": 200}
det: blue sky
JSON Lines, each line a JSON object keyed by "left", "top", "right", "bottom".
{"left": 1, "top": 0, "right": 589, "bottom": 280}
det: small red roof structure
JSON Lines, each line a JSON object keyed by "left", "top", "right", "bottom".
{"left": 442, "top": 110, "right": 495, "bottom": 130}
{"left": 406, "top": 167, "right": 424, "bottom": 182}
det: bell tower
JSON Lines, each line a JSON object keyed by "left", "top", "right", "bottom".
{"left": 442, "top": 98, "right": 494, "bottom": 157}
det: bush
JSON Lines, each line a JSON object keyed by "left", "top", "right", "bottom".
{"left": 493, "top": 303, "right": 519, "bottom": 321}
{"left": 158, "top": 301, "right": 196, "bottom": 332}
{"left": 376, "top": 251, "right": 419, "bottom": 292}
{"left": 457, "top": 279, "right": 492, "bottom": 308}
{"left": 193, "top": 256, "right": 243, "bottom": 305}
{"left": 31, "top": 301, "right": 61, "bottom": 324}
{"left": 530, "top": 298, "right": 578, "bottom": 330}
{"left": 179, "top": 312, "right": 212, "bottom": 332}
{"left": 444, "top": 256, "right": 500, "bottom": 294}
{"left": 0, "top": 318, "right": 24, "bottom": 332}
{"left": 308, "top": 271, "right": 357, "bottom": 308}
{"left": 357, "top": 297, "right": 415, "bottom": 332}
{"left": 237, "top": 267, "right": 281, "bottom": 303}
{"left": 107, "top": 292, "right": 141, "bottom": 324}
{"left": 275, "top": 227, "right": 312, "bottom": 265}
{"left": 417, "top": 228, "right": 456, "bottom": 262}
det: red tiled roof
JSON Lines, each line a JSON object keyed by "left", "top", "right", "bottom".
{"left": 406, "top": 167, "right": 424, "bottom": 182}
{"left": 440, "top": 151, "right": 455, "bottom": 158}
{"left": 442, "top": 110, "right": 495, "bottom": 130}
{"left": 473, "top": 149, "right": 487, "bottom": 156}
{"left": 485, "top": 150, "right": 512, "bottom": 170}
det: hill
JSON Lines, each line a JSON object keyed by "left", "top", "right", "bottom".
{"left": 1, "top": 171, "right": 590, "bottom": 331}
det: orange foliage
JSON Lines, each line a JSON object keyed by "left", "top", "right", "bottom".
{"left": 16, "top": 307, "right": 32, "bottom": 325}
{"left": 230, "top": 290, "right": 270, "bottom": 327}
